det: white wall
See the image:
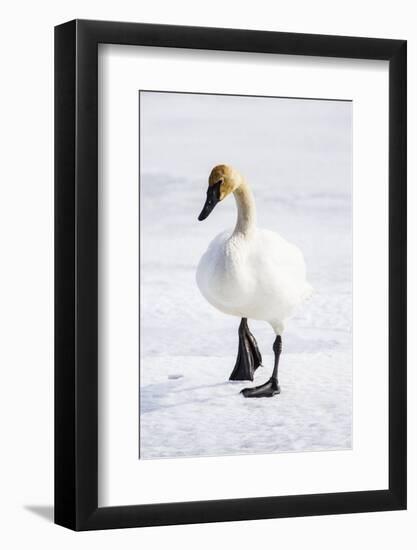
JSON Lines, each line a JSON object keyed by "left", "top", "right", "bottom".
{"left": 0, "top": 0, "right": 415, "bottom": 548}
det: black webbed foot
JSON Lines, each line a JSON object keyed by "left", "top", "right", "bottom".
{"left": 241, "top": 377, "right": 280, "bottom": 398}
{"left": 229, "top": 318, "right": 262, "bottom": 381}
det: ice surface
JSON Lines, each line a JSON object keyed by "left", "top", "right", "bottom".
{"left": 139, "top": 92, "right": 352, "bottom": 459}
{"left": 140, "top": 354, "right": 351, "bottom": 459}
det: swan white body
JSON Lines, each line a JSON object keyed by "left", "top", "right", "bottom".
{"left": 197, "top": 227, "right": 311, "bottom": 334}
{"left": 196, "top": 166, "right": 312, "bottom": 335}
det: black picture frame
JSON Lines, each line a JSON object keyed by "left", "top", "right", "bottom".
{"left": 55, "top": 19, "right": 407, "bottom": 531}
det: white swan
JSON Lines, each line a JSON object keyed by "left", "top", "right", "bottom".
{"left": 196, "top": 164, "right": 312, "bottom": 397}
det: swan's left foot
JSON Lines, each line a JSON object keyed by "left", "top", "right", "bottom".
{"left": 241, "top": 336, "right": 282, "bottom": 397}
{"left": 241, "top": 377, "right": 280, "bottom": 398}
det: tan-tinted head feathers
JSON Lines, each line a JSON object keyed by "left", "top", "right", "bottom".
{"left": 208, "top": 164, "right": 241, "bottom": 201}
{"left": 198, "top": 164, "right": 254, "bottom": 227}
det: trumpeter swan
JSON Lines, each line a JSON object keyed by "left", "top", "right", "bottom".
{"left": 196, "top": 164, "right": 312, "bottom": 397}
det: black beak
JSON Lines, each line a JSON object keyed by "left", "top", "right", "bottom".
{"left": 198, "top": 181, "right": 221, "bottom": 221}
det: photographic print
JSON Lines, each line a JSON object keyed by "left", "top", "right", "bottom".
{"left": 139, "top": 90, "right": 352, "bottom": 460}
{"left": 55, "top": 21, "right": 406, "bottom": 530}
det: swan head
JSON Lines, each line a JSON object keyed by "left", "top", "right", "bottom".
{"left": 198, "top": 165, "right": 242, "bottom": 221}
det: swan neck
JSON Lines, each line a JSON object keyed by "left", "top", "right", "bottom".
{"left": 233, "top": 180, "right": 256, "bottom": 237}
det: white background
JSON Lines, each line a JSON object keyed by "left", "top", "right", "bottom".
{"left": 0, "top": 1, "right": 415, "bottom": 549}
{"left": 99, "top": 46, "right": 388, "bottom": 505}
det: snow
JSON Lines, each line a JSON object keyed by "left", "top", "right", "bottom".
{"left": 139, "top": 92, "right": 352, "bottom": 459}
{"left": 140, "top": 354, "right": 351, "bottom": 459}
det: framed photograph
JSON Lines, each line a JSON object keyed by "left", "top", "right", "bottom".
{"left": 55, "top": 19, "right": 406, "bottom": 531}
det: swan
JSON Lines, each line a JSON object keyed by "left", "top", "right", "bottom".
{"left": 196, "top": 164, "right": 313, "bottom": 398}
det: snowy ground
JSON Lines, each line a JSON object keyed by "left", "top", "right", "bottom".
{"left": 139, "top": 92, "right": 352, "bottom": 459}
{"left": 140, "top": 354, "right": 351, "bottom": 459}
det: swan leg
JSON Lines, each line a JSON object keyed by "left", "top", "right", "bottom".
{"left": 241, "top": 335, "right": 282, "bottom": 398}
{"left": 229, "top": 318, "right": 262, "bottom": 381}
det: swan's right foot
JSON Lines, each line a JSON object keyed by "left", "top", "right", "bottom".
{"left": 229, "top": 318, "right": 262, "bottom": 381}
